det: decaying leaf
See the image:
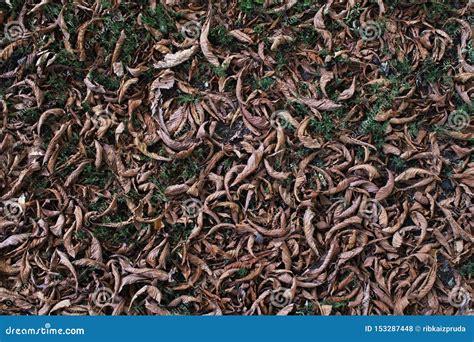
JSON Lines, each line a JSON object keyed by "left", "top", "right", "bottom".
{"left": 0, "top": 0, "right": 471, "bottom": 317}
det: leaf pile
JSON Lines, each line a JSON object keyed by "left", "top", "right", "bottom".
{"left": 0, "top": 0, "right": 473, "bottom": 315}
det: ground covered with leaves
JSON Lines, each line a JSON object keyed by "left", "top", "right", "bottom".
{"left": 0, "top": 0, "right": 473, "bottom": 315}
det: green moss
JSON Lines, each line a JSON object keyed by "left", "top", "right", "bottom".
{"left": 0, "top": 0, "right": 22, "bottom": 14}
{"left": 296, "top": 26, "right": 318, "bottom": 45}
{"left": 290, "top": 101, "right": 309, "bottom": 117}
{"left": 459, "top": 261, "right": 474, "bottom": 278}
{"left": 281, "top": 175, "right": 294, "bottom": 188}
{"left": 326, "top": 18, "right": 343, "bottom": 31}
{"left": 54, "top": 50, "right": 84, "bottom": 69}
{"left": 355, "top": 146, "right": 365, "bottom": 160}
{"left": 320, "top": 299, "right": 349, "bottom": 308}
{"left": 167, "top": 223, "right": 193, "bottom": 244}
{"left": 408, "top": 122, "right": 419, "bottom": 139}
{"left": 209, "top": 25, "right": 234, "bottom": 47}
{"left": 221, "top": 158, "right": 233, "bottom": 172}
{"left": 142, "top": 5, "right": 175, "bottom": 35}
{"left": 210, "top": 64, "right": 228, "bottom": 78}
{"left": 239, "top": 0, "right": 265, "bottom": 15}
{"left": 33, "top": 178, "right": 50, "bottom": 190}
{"left": 423, "top": 1, "right": 457, "bottom": 23}
{"left": 151, "top": 187, "right": 168, "bottom": 205}
{"left": 253, "top": 77, "right": 275, "bottom": 91}
{"left": 74, "top": 230, "right": 88, "bottom": 241}
{"left": 19, "top": 108, "right": 40, "bottom": 125}
{"left": 295, "top": 301, "right": 315, "bottom": 315}
{"left": 237, "top": 268, "right": 249, "bottom": 277}
{"left": 47, "top": 74, "right": 68, "bottom": 91}
{"left": 253, "top": 24, "right": 266, "bottom": 36}
{"left": 283, "top": 15, "right": 299, "bottom": 26}
{"left": 77, "top": 266, "right": 100, "bottom": 283}
{"left": 93, "top": 225, "right": 135, "bottom": 244}
{"left": 390, "top": 156, "right": 407, "bottom": 172}
{"left": 360, "top": 118, "right": 387, "bottom": 148}
{"left": 177, "top": 94, "right": 201, "bottom": 105}
{"left": 101, "top": 0, "right": 112, "bottom": 9}
{"left": 275, "top": 45, "right": 296, "bottom": 70}
{"left": 389, "top": 59, "right": 412, "bottom": 77}
{"left": 45, "top": 92, "right": 67, "bottom": 107}
{"left": 310, "top": 115, "right": 335, "bottom": 140}
{"left": 344, "top": 3, "right": 362, "bottom": 25}
{"left": 88, "top": 198, "right": 109, "bottom": 213}
{"left": 294, "top": 0, "right": 319, "bottom": 12}
{"left": 81, "top": 164, "right": 114, "bottom": 187}
{"left": 90, "top": 70, "right": 120, "bottom": 91}
{"left": 149, "top": 154, "right": 202, "bottom": 202}
{"left": 43, "top": 3, "right": 62, "bottom": 21}
{"left": 418, "top": 58, "right": 452, "bottom": 85}
{"left": 57, "top": 133, "right": 80, "bottom": 165}
{"left": 464, "top": 41, "right": 474, "bottom": 65}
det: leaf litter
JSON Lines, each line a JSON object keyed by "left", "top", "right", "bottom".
{"left": 0, "top": 0, "right": 472, "bottom": 315}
